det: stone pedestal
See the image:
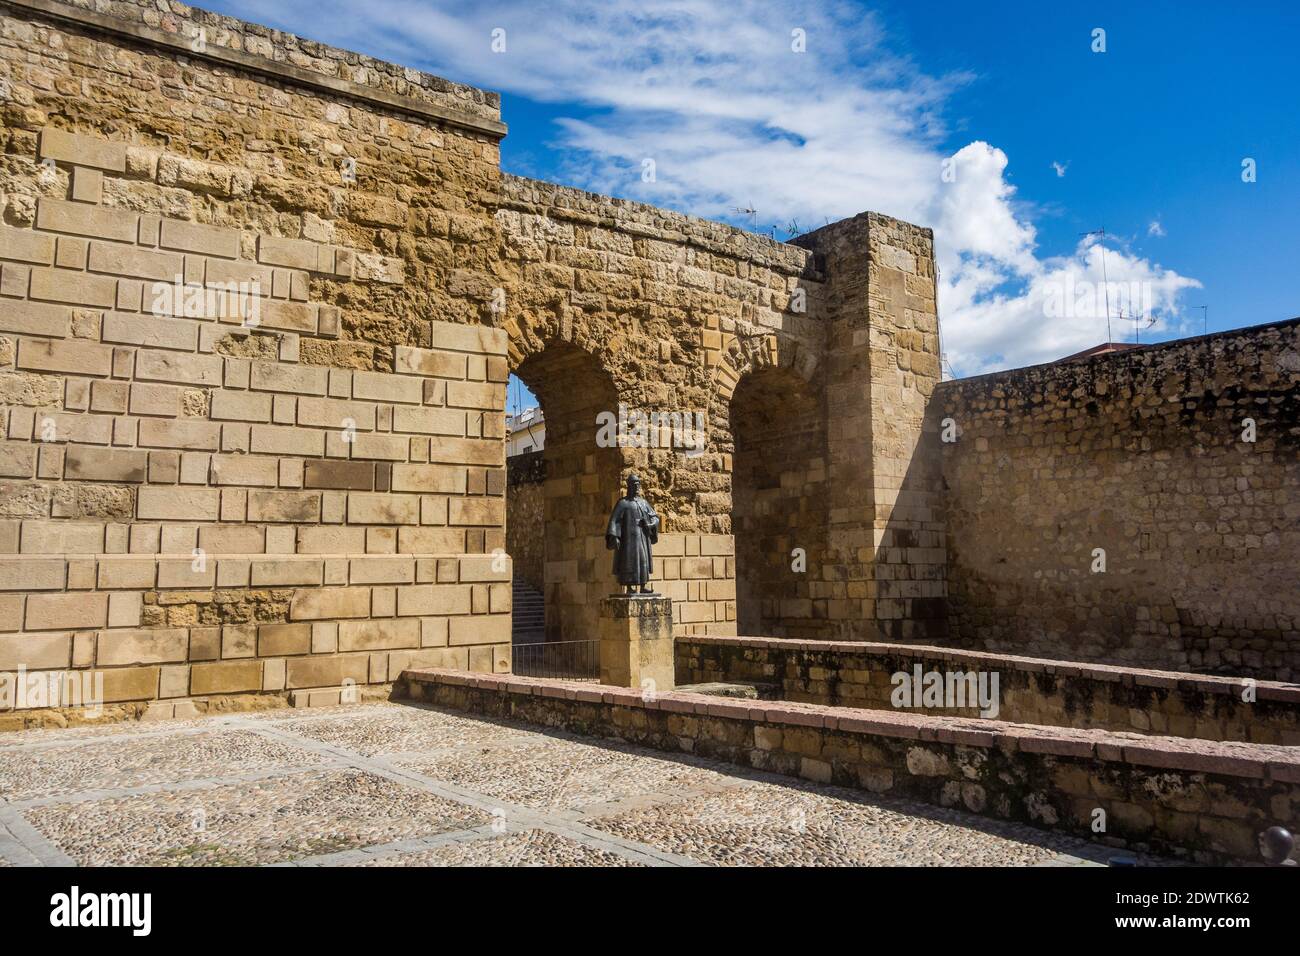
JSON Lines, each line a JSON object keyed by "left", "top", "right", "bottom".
{"left": 599, "top": 595, "right": 674, "bottom": 691}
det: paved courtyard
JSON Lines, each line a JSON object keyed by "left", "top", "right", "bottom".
{"left": 0, "top": 701, "right": 1146, "bottom": 867}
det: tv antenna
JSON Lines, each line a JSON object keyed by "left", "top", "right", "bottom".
{"left": 732, "top": 203, "right": 757, "bottom": 230}
{"left": 1119, "top": 306, "right": 1157, "bottom": 343}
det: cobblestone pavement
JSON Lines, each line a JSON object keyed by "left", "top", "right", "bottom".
{"left": 0, "top": 701, "right": 1158, "bottom": 867}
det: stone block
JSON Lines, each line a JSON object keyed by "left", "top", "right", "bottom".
{"left": 0, "top": 300, "right": 70, "bottom": 338}
{"left": 337, "top": 618, "right": 420, "bottom": 651}
{"left": 88, "top": 243, "right": 183, "bottom": 282}
{"left": 0, "top": 633, "right": 70, "bottom": 670}
{"left": 36, "top": 198, "right": 137, "bottom": 243}
{"left": 249, "top": 425, "right": 324, "bottom": 458}
{"left": 107, "top": 591, "right": 142, "bottom": 627}
{"left": 137, "top": 487, "right": 220, "bottom": 521}
{"left": 257, "top": 623, "right": 312, "bottom": 657}
{"left": 348, "top": 557, "right": 414, "bottom": 585}
{"left": 25, "top": 592, "right": 108, "bottom": 630}
{"left": 391, "top": 406, "right": 464, "bottom": 435}
{"left": 288, "top": 587, "right": 372, "bottom": 621}
{"left": 100, "top": 666, "right": 160, "bottom": 702}
{"left": 448, "top": 614, "right": 510, "bottom": 646}
{"left": 191, "top": 660, "right": 263, "bottom": 695}
{"left": 0, "top": 225, "right": 56, "bottom": 265}
{"left": 102, "top": 313, "right": 198, "bottom": 352}
{"left": 247, "top": 490, "right": 320, "bottom": 523}
{"left": 0, "top": 444, "right": 36, "bottom": 480}
{"left": 209, "top": 455, "right": 278, "bottom": 487}
{"left": 38, "top": 128, "right": 127, "bottom": 172}
{"left": 16, "top": 338, "right": 113, "bottom": 377}
{"left": 346, "top": 493, "right": 418, "bottom": 525}
{"left": 446, "top": 381, "right": 504, "bottom": 410}
{"left": 250, "top": 560, "right": 323, "bottom": 587}
{"left": 449, "top": 498, "right": 504, "bottom": 526}
{"left": 599, "top": 595, "right": 674, "bottom": 690}
{"left": 257, "top": 236, "right": 325, "bottom": 272}
{"left": 284, "top": 653, "right": 370, "bottom": 689}
{"left": 304, "top": 460, "right": 374, "bottom": 491}
{"left": 389, "top": 464, "right": 467, "bottom": 494}
{"left": 396, "top": 585, "right": 471, "bottom": 617}
{"left": 160, "top": 219, "right": 241, "bottom": 259}
{"left": 134, "top": 350, "right": 223, "bottom": 386}
{"left": 352, "top": 371, "right": 422, "bottom": 404}
{"left": 429, "top": 319, "right": 508, "bottom": 355}
{"left": 393, "top": 346, "right": 466, "bottom": 379}
{"left": 97, "top": 627, "right": 188, "bottom": 665}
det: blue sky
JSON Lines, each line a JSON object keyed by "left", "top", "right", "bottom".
{"left": 208, "top": 0, "right": 1298, "bottom": 380}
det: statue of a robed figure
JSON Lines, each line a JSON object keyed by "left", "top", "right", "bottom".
{"left": 605, "top": 473, "right": 659, "bottom": 594}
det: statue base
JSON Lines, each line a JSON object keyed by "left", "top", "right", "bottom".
{"left": 599, "top": 594, "right": 674, "bottom": 692}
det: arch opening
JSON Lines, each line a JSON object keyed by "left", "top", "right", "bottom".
{"left": 506, "top": 342, "right": 623, "bottom": 648}
{"left": 729, "top": 367, "right": 828, "bottom": 638}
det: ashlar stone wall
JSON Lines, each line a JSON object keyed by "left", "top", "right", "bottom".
{"left": 938, "top": 319, "right": 1300, "bottom": 681}
{"left": 0, "top": 0, "right": 512, "bottom": 719}
{"left": 0, "top": 0, "right": 950, "bottom": 720}
{"left": 495, "top": 175, "right": 818, "bottom": 640}
{"left": 495, "top": 180, "right": 944, "bottom": 644}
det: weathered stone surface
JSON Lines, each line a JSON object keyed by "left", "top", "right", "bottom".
{"left": 939, "top": 321, "right": 1300, "bottom": 681}
{"left": 0, "top": 0, "right": 1288, "bottom": 723}
{"left": 600, "top": 595, "right": 675, "bottom": 690}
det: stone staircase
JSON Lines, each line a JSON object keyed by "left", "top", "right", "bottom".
{"left": 511, "top": 579, "right": 545, "bottom": 645}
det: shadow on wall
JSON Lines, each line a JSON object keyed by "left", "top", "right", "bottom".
{"left": 853, "top": 397, "right": 949, "bottom": 645}
{"left": 505, "top": 449, "right": 545, "bottom": 592}
{"left": 730, "top": 365, "right": 829, "bottom": 639}
{"left": 512, "top": 341, "right": 622, "bottom": 643}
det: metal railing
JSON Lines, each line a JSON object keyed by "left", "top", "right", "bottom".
{"left": 511, "top": 639, "right": 599, "bottom": 681}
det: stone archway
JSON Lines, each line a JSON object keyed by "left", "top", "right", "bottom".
{"left": 727, "top": 365, "right": 829, "bottom": 639}
{"left": 511, "top": 341, "right": 623, "bottom": 644}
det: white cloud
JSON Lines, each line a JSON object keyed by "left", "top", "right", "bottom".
{"left": 1148, "top": 219, "right": 1166, "bottom": 237}
{"left": 217, "top": 0, "right": 1201, "bottom": 376}
{"left": 1051, "top": 161, "right": 1068, "bottom": 178}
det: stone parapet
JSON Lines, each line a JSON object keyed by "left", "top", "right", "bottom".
{"left": 398, "top": 666, "right": 1300, "bottom": 864}
{"left": 1, "top": 0, "right": 505, "bottom": 135}
{"left": 677, "top": 635, "right": 1300, "bottom": 744}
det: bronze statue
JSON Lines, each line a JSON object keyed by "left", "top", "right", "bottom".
{"left": 605, "top": 473, "right": 659, "bottom": 594}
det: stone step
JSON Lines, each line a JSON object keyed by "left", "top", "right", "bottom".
{"left": 511, "top": 580, "right": 546, "bottom": 644}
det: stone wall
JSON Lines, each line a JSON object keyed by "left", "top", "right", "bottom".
{"left": 677, "top": 635, "right": 1300, "bottom": 745}
{"left": 0, "top": 0, "right": 953, "bottom": 715}
{"left": 793, "top": 215, "right": 946, "bottom": 644}
{"left": 494, "top": 174, "right": 823, "bottom": 639}
{"left": 495, "top": 180, "right": 943, "bottom": 643}
{"left": 937, "top": 320, "right": 1300, "bottom": 681}
{"left": 0, "top": 0, "right": 512, "bottom": 715}
{"left": 400, "top": 666, "right": 1300, "bottom": 864}
{"left": 506, "top": 450, "right": 543, "bottom": 591}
